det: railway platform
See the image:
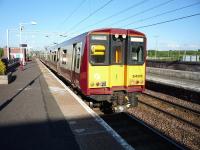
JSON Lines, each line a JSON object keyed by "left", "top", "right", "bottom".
{"left": 0, "top": 59, "right": 130, "bottom": 150}
{"left": 146, "top": 67, "right": 200, "bottom": 93}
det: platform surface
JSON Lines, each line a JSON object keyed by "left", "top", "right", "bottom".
{"left": 147, "top": 72, "right": 200, "bottom": 93}
{"left": 0, "top": 59, "right": 128, "bottom": 150}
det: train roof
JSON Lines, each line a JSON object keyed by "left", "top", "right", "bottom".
{"left": 89, "top": 28, "right": 145, "bottom": 36}
{"left": 48, "top": 28, "right": 145, "bottom": 51}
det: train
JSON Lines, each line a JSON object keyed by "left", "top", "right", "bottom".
{"left": 40, "top": 28, "right": 146, "bottom": 112}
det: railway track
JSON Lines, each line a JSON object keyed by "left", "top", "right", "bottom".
{"left": 139, "top": 93, "right": 200, "bottom": 129}
{"left": 82, "top": 88, "right": 200, "bottom": 150}
{"left": 127, "top": 91, "right": 200, "bottom": 150}
{"left": 100, "top": 112, "right": 184, "bottom": 150}
{"left": 142, "top": 91, "right": 200, "bottom": 115}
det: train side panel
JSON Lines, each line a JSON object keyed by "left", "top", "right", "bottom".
{"left": 80, "top": 36, "right": 89, "bottom": 95}
{"left": 58, "top": 44, "right": 73, "bottom": 81}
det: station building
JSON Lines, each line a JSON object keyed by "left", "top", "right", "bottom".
{"left": 3, "top": 46, "right": 27, "bottom": 61}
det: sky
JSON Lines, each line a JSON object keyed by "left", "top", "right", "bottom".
{"left": 0, "top": 0, "right": 200, "bottom": 50}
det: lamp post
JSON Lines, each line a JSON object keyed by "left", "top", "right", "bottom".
{"left": 19, "top": 21, "right": 37, "bottom": 65}
{"left": 154, "top": 35, "right": 159, "bottom": 60}
{"left": 6, "top": 29, "right": 9, "bottom": 60}
{"left": 6, "top": 28, "right": 18, "bottom": 61}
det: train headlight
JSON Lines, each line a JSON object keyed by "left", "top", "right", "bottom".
{"left": 115, "top": 34, "right": 119, "bottom": 38}
{"left": 122, "top": 34, "right": 126, "bottom": 39}
{"left": 96, "top": 82, "right": 100, "bottom": 86}
{"left": 90, "top": 82, "right": 94, "bottom": 87}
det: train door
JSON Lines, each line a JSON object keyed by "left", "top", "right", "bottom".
{"left": 71, "top": 43, "right": 81, "bottom": 86}
{"left": 57, "top": 48, "right": 60, "bottom": 62}
{"left": 57, "top": 48, "right": 62, "bottom": 74}
{"left": 110, "top": 35, "right": 126, "bottom": 87}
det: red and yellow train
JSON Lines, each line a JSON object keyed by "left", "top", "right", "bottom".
{"left": 40, "top": 28, "right": 146, "bottom": 112}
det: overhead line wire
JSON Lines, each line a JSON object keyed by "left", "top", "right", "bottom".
{"left": 108, "top": 0, "right": 175, "bottom": 27}
{"left": 66, "top": 0, "right": 114, "bottom": 33}
{"left": 134, "top": 13, "right": 200, "bottom": 29}
{"left": 74, "top": 0, "right": 149, "bottom": 32}
{"left": 123, "top": 1, "right": 200, "bottom": 27}
{"left": 60, "top": 0, "right": 87, "bottom": 25}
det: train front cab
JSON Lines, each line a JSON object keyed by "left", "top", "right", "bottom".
{"left": 86, "top": 29, "right": 146, "bottom": 111}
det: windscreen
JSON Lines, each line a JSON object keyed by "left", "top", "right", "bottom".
{"left": 128, "top": 37, "right": 145, "bottom": 65}
{"left": 90, "top": 34, "right": 109, "bottom": 65}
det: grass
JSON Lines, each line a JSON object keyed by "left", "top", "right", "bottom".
{"left": 147, "top": 50, "right": 200, "bottom": 61}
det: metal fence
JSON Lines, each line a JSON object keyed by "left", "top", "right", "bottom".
{"left": 147, "top": 50, "right": 200, "bottom": 62}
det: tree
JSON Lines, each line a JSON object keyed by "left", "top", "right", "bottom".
{"left": 0, "top": 48, "right": 4, "bottom": 57}
{"left": 0, "top": 60, "right": 6, "bottom": 75}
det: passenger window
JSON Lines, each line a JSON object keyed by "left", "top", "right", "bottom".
{"left": 53, "top": 52, "right": 56, "bottom": 62}
{"left": 90, "top": 44, "right": 106, "bottom": 64}
{"left": 57, "top": 48, "right": 60, "bottom": 61}
{"left": 62, "top": 49, "right": 67, "bottom": 65}
{"left": 76, "top": 47, "right": 80, "bottom": 69}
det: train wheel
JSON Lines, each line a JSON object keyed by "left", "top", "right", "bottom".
{"left": 129, "top": 94, "right": 139, "bottom": 107}
{"left": 89, "top": 101, "right": 94, "bottom": 109}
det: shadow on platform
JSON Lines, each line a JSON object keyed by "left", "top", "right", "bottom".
{"left": 0, "top": 74, "right": 41, "bottom": 111}
{"left": 0, "top": 119, "right": 80, "bottom": 150}
{"left": 9, "top": 75, "right": 17, "bottom": 83}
